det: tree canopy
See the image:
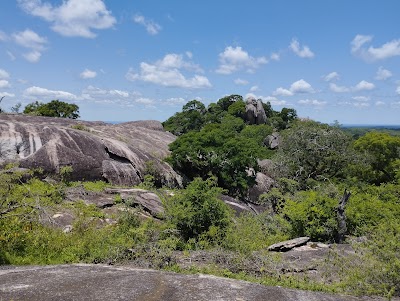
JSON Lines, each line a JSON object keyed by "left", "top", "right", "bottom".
{"left": 23, "top": 100, "right": 80, "bottom": 119}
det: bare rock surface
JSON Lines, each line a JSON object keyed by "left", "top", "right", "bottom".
{"left": 0, "top": 264, "right": 389, "bottom": 301}
{"left": 268, "top": 237, "right": 310, "bottom": 252}
{"left": 0, "top": 114, "right": 181, "bottom": 187}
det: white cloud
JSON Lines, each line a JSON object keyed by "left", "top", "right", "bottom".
{"left": 351, "top": 35, "right": 373, "bottom": 53}
{"left": 375, "top": 66, "right": 392, "bottom": 80}
{"left": 246, "top": 94, "right": 287, "bottom": 106}
{"left": 234, "top": 78, "right": 248, "bottom": 85}
{"left": 270, "top": 52, "right": 280, "bottom": 61}
{"left": 375, "top": 101, "right": 385, "bottom": 106}
{"left": 12, "top": 29, "right": 47, "bottom": 62}
{"left": 109, "top": 90, "right": 129, "bottom": 98}
{"left": 80, "top": 69, "right": 97, "bottom": 79}
{"left": 0, "top": 69, "right": 10, "bottom": 79}
{"left": 17, "top": 0, "right": 116, "bottom": 38}
{"left": 164, "top": 97, "right": 186, "bottom": 106}
{"left": 0, "top": 80, "right": 10, "bottom": 88}
{"left": 126, "top": 53, "right": 211, "bottom": 89}
{"left": 250, "top": 85, "right": 259, "bottom": 92}
{"left": 290, "top": 79, "right": 314, "bottom": 93}
{"left": 81, "top": 85, "right": 154, "bottom": 107}
{"left": 216, "top": 46, "right": 267, "bottom": 74}
{"left": 351, "top": 35, "right": 400, "bottom": 61}
{"left": 329, "top": 83, "right": 349, "bottom": 93}
{"left": 289, "top": 38, "right": 314, "bottom": 58}
{"left": 24, "top": 86, "right": 78, "bottom": 100}
{"left": 273, "top": 87, "right": 293, "bottom": 96}
{"left": 396, "top": 86, "right": 400, "bottom": 95}
{"left": 0, "top": 92, "right": 15, "bottom": 98}
{"left": 23, "top": 50, "right": 42, "bottom": 63}
{"left": 298, "top": 99, "right": 327, "bottom": 106}
{"left": 13, "top": 29, "right": 47, "bottom": 50}
{"left": 352, "top": 96, "right": 370, "bottom": 102}
{"left": 324, "top": 72, "right": 339, "bottom": 82}
{"left": 273, "top": 79, "right": 314, "bottom": 96}
{"left": 353, "top": 80, "right": 375, "bottom": 91}
{"left": 133, "top": 14, "right": 161, "bottom": 35}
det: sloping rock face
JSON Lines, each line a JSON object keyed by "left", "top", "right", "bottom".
{"left": 0, "top": 114, "right": 181, "bottom": 187}
{"left": 0, "top": 264, "right": 391, "bottom": 301}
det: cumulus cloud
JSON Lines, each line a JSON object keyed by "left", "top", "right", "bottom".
{"left": 0, "top": 80, "right": 10, "bottom": 89}
{"left": 216, "top": 46, "right": 267, "bottom": 74}
{"left": 24, "top": 86, "right": 78, "bottom": 100}
{"left": 246, "top": 93, "right": 287, "bottom": 106}
{"left": 324, "top": 72, "right": 339, "bottom": 82}
{"left": 270, "top": 52, "right": 280, "bottom": 61}
{"left": 164, "top": 97, "right": 186, "bottom": 106}
{"left": 234, "top": 78, "right": 248, "bottom": 85}
{"left": 81, "top": 85, "right": 154, "bottom": 107}
{"left": 0, "top": 92, "right": 15, "bottom": 98}
{"left": 23, "top": 50, "right": 42, "bottom": 63}
{"left": 298, "top": 99, "right": 327, "bottom": 106}
{"left": 273, "top": 79, "right": 314, "bottom": 96}
{"left": 353, "top": 80, "right": 375, "bottom": 91}
{"left": 330, "top": 81, "right": 375, "bottom": 93}
{"left": 133, "top": 14, "right": 162, "bottom": 35}
{"left": 375, "top": 101, "right": 385, "bottom": 106}
{"left": 12, "top": 29, "right": 47, "bottom": 62}
{"left": 375, "top": 66, "right": 392, "bottom": 80}
{"left": 352, "top": 96, "right": 370, "bottom": 102}
{"left": 273, "top": 87, "right": 293, "bottom": 97}
{"left": 396, "top": 86, "right": 400, "bottom": 95}
{"left": 17, "top": 0, "right": 116, "bottom": 38}
{"left": 329, "top": 83, "right": 350, "bottom": 93}
{"left": 289, "top": 38, "right": 314, "bottom": 58}
{"left": 126, "top": 53, "right": 211, "bottom": 89}
{"left": 80, "top": 69, "right": 97, "bottom": 79}
{"left": 351, "top": 34, "right": 400, "bottom": 61}
{"left": 249, "top": 85, "right": 259, "bottom": 92}
{"left": 0, "top": 69, "right": 10, "bottom": 79}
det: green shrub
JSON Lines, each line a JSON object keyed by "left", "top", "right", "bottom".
{"left": 164, "top": 177, "right": 232, "bottom": 244}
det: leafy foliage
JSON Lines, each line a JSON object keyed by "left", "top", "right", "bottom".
{"left": 23, "top": 100, "right": 80, "bottom": 119}
{"left": 354, "top": 131, "right": 400, "bottom": 184}
{"left": 168, "top": 115, "right": 272, "bottom": 196}
{"left": 271, "top": 120, "right": 354, "bottom": 188}
{"left": 164, "top": 177, "right": 232, "bottom": 243}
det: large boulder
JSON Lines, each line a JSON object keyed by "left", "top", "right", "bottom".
{"left": 245, "top": 97, "right": 267, "bottom": 125}
{"left": 0, "top": 114, "right": 182, "bottom": 187}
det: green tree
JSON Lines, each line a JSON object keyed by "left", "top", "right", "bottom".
{"left": 354, "top": 132, "right": 400, "bottom": 184}
{"left": 164, "top": 177, "right": 231, "bottom": 242}
{"left": 168, "top": 116, "right": 262, "bottom": 197}
{"left": 272, "top": 120, "right": 354, "bottom": 188}
{"left": 23, "top": 100, "right": 80, "bottom": 119}
{"left": 162, "top": 100, "right": 206, "bottom": 135}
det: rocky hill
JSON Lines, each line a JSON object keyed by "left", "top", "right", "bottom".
{"left": 0, "top": 114, "right": 182, "bottom": 187}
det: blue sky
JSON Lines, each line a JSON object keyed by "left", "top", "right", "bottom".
{"left": 0, "top": 0, "right": 400, "bottom": 125}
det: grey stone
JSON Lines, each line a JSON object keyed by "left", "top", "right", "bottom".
{"left": 268, "top": 237, "right": 310, "bottom": 252}
{"left": 0, "top": 264, "right": 390, "bottom": 301}
{"left": 245, "top": 97, "right": 267, "bottom": 125}
{"left": 0, "top": 114, "right": 182, "bottom": 188}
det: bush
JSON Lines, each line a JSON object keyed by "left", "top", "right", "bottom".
{"left": 164, "top": 177, "right": 232, "bottom": 244}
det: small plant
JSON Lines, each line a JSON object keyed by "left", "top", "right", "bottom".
{"left": 71, "top": 124, "right": 90, "bottom": 132}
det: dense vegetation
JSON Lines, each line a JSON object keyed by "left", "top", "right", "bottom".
{"left": 23, "top": 99, "right": 80, "bottom": 119}
{"left": 1, "top": 95, "right": 399, "bottom": 298}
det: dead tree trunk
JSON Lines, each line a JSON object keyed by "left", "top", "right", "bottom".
{"left": 336, "top": 189, "right": 351, "bottom": 243}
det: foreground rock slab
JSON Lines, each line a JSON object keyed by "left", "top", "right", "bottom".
{"left": 0, "top": 264, "right": 390, "bottom": 301}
